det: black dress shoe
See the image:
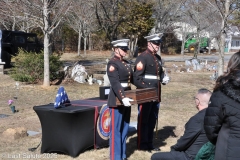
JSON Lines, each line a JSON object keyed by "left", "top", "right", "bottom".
{"left": 122, "top": 158, "right": 127, "bottom": 160}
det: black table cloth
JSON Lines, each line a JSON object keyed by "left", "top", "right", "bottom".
{"left": 33, "top": 98, "right": 108, "bottom": 157}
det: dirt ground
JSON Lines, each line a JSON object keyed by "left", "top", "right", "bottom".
{"left": 0, "top": 52, "right": 220, "bottom": 160}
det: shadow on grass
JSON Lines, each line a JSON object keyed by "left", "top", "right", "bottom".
{"left": 154, "top": 126, "right": 177, "bottom": 147}
{"left": 127, "top": 126, "right": 176, "bottom": 157}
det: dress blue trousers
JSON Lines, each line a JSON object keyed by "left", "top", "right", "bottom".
{"left": 109, "top": 106, "right": 131, "bottom": 160}
{"left": 137, "top": 101, "right": 160, "bottom": 150}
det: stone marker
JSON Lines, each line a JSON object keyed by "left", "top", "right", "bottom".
{"left": 0, "top": 61, "right": 5, "bottom": 74}
{"left": 2, "top": 127, "right": 27, "bottom": 141}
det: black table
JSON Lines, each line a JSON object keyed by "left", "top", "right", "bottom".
{"left": 33, "top": 98, "right": 108, "bottom": 157}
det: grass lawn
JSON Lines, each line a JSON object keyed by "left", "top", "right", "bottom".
{"left": 0, "top": 52, "right": 217, "bottom": 160}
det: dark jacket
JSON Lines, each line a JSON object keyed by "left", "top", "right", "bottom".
{"left": 171, "top": 109, "right": 208, "bottom": 159}
{"left": 204, "top": 81, "right": 240, "bottom": 160}
{"left": 133, "top": 49, "right": 164, "bottom": 102}
{"left": 107, "top": 56, "right": 133, "bottom": 107}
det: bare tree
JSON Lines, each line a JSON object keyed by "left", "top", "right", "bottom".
{"left": 67, "top": 0, "right": 96, "bottom": 57}
{"left": 66, "top": 1, "right": 83, "bottom": 56}
{"left": 152, "top": 0, "right": 187, "bottom": 55}
{"left": 173, "top": 21, "right": 197, "bottom": 55}
{"left": 206, "top": 0, "right": 239, "bottom": 76}
{"left": 178, "top": 0, "right": 221, "bottom": 58}
{"left": 19, "top": 0, "right": 72, "bottom": 86}
{"left": 0, "top": 0, "right": 23, "bottom": 31}
{"left": 95, "top": 0, "right": 126, "bottom": 41}
{"left": 153, "top": 0, "right": 186, "bottom": 33}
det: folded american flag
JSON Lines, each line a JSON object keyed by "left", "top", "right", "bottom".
{"left": 54, "top": 86, "right": 70, "bottom": 108}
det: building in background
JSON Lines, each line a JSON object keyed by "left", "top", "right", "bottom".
{"left": 225, "top": 26, "right": 240, "bottom": 52}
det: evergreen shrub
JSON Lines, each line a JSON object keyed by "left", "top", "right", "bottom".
{"left": 10, "top": 49, "right": 63, "bottom": 83}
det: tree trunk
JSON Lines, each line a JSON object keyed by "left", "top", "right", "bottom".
{"left": 88, "top": 33, "right": 92, "bottom": 50}
{"left": 218, "top": 0, "right": 230, "bottom": 76}
{"left": 12, "top": 16, "right": 16, "bottom": 31}
{"left": 134, "top": 36, "right": 138, "bottom": 57}
{"left": 208, "top": 38, "right": 211, "bottom": 55}
{"left": 193, "top": 42, "right": 198, "bottom": 59}
{"left": 129, "top": 34, "right": 134, "bottom": 57}
{"left": 62, "top": 39, "right": 65, "bottom": 52}
{"left": 218, "top": 29, "right": 226, "bottom": 76}
{"left": 181, "top": 35, "right": 185, "bottom": 56}
{"left": 49, "top": 36, "right": 53, "bottom": 56}
{"left": 218, "top": 50, "right": 224, "bottom": 75}
{"left": 84, "top": 36, "right": 87, "bottom": 56}
{"left": 43, "top": 0, "right": 50, "bottom": 87}
{"left": 25, "top": 13, "right": 29, "bottom": 33}
{"left": 198, "top": 39, "right": 201, "bottom": 54}
{"left": 130, "top": 40, "right": 134, "bottom": 57}
{"left": 43, "top": 32, "right": 50, "bottom": 87}
{"left": 181, "top": 24, "right": 187, "bottom": 56}
{"left": 78, "top": 30, "right": 82, "bottom": 56}
{"left": 194, "top": 30, "right": 200, "bottom": 58}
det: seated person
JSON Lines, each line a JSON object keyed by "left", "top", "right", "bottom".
{"left": 151, "top": 88, "right": 212, "bottom": 160}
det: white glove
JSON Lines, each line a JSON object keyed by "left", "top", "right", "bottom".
{"left": 162, "top": 76, "right": 170, "bottom": 84}
{"left": 122, "top": 97, "right": 134, "bottom": 107}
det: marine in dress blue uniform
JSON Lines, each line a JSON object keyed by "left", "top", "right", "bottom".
{"left": 107, "top": 39, "right": 134, "bottom": 160}
{"left": 133, "top": 33, "right": 169, "bottom": 152}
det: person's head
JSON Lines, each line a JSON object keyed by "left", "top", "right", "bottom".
{"left": 111, "top": 39, "right": 130, "bottom": 59}
{"left": 227, "top": 51, "right": 240, "bottom": 73}
{"left": 214, "top": 51, "right": 240, "bottom": 91}
{"left": 194, "top": 88, "right": 212, "bottom": 111}
{"left": 144, "top": 33, "right": 163, "bottom": 53}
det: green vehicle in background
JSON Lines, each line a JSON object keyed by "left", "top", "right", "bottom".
{"left": 184, "top": 34, "right": 210, "bottom": 53}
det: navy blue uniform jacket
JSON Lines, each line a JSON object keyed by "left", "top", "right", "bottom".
{"left": 107, "top": 56, "right": 133, "bottom": 107}
{"left": 133, "top": 49, "right": 164, "bottom": 102}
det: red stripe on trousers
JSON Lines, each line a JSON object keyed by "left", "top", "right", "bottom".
{"left": 138, "top": 104, "right": 142, "bottom": 149}
{"left": 111, "top": 110, "right": 115, "bottom": 160}
{"left": 94, "top": 106, "right": 98, "bottom": 149}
